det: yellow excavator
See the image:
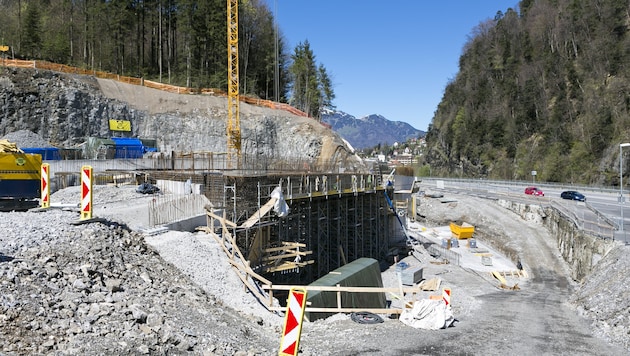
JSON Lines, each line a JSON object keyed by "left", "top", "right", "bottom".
{"left": 0, "top": 139, "right": 41, "bottom": 211}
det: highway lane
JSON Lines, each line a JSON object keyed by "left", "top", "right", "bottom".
{"left": 420, "top": 178, "right": 630, "bottom": 244}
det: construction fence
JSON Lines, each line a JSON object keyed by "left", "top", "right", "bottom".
{"left": 1, "top": 59, "right": 311, "bottom": 119}
{"left": 46, "top": 152, "right": 364, "bottom": 181}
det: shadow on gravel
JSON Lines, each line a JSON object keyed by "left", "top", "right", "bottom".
{"left": 100, "top": 219, "right": 133, "bottom": 232}
{"left": 71, "top": 217, "right": 133, "bottom": 232}
{"left": 0, "top": 254, "right": 14, "bottom": 262}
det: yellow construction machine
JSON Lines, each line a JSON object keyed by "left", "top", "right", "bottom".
{"left": 0, "top": 139, "right": 41, "bottom": 211}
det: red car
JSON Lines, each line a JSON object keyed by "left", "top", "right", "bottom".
{"left": 525, "top": 186, "right": 544, "bottom": 196}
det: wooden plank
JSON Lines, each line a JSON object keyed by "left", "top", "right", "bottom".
{"left": 239, "top": 198, "right": 277, "bottom": 228}
{"left": 263, "top": 243, "right": 308, "bottom": 253}
{"left": 206, "top": 211, "right": 237, "bottom": 227}
{"left": 491, "top": 271, "right": 507, "bottom": 285}
{"left": 474, "top": 252, "right": 493, "bottom": 257}
{"left": 264, "top": 260, "right": 314, "bottom": 273}
{"left": 268, "top": 306, "right": 405, "bottom": 314}
{"left": 262, "top": 284, "right": 422, "bottom": 294}
{"left": 261, "top": 251, "right": 309, "bottom": 261}
{"left": 282, "top": 241, "right": 307, "bottom": 247}
{"left": 226, "top": 259, "right": 268, "bottom": 303}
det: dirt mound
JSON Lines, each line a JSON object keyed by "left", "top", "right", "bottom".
{"left": 2, "top": 129, "right": 53, "bottom": 148}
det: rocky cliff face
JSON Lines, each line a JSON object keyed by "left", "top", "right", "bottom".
{"left": 0, "top": 68, "right": 130, "bottom": 145}
{"left": 0, "top": 67, "right": 366, "bottom": 171}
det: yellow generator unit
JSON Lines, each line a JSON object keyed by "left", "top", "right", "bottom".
{"left": 0, "top": 152, "right": 42, "bottom": 211}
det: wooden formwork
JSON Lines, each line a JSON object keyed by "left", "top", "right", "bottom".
{"left": 201, "top": 207, "right": 423, "bottom": 315}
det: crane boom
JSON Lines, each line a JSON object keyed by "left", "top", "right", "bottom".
{"left": 227, "top": 0, "right": 241, "bottom": 166}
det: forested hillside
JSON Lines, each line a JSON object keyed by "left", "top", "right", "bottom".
{"left": 0, "top": 0, "right": 333, "bottom": 119}
{"left": 426, "top": 0, "right": 630, "bottom": 185}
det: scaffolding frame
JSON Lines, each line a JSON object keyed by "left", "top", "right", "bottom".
{"left": 275, "top": 189, "right": 390, "bottom": 283}
{"left": 208, "top": 173, "right": 392, "bottom": 285}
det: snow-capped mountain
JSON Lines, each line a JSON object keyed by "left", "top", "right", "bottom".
{"left": 321, "top": 109, "right": 424, "bottom": 149}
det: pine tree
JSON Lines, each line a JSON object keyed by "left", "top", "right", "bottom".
{"left": 22, "top": 2, "right": 41, "bottom": 58}
{"left": 289, "top": 40, "right": 335, "bottom": 119}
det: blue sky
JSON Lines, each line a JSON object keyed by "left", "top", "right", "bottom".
{"left": 267, "top": 1, "right": 518, "bottom": 131}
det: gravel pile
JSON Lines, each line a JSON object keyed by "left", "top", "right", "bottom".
{"left": 1, "top": 129, "right": 54, "bottom": 148}
{"left": 143, "top": 231, "right": 284, "bottom": 328}
{"left": 50, "top": 184, "right": 145, "bottom": 206}
{"left": 0, "top": 208, "right": 277, "bottom": 355}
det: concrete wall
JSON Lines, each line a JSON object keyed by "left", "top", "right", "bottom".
{"left": 497, "top": 199, "right": 617, "bottom": 282}
{"left": 164, "top": 214, "right": 207, "bottom": 232}
{"left": 148, "top": 193, "right": 210, "bottom": 227}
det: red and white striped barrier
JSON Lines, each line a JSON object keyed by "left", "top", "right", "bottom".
{"left": 41, "top": 163, "right": 50, "bottom": 208}
{"left": 80, "top": 166, "right": 93, "bottom": 220}
{"left": 279, "top": 288, "right": 307, "bottom": 356}
{"left": 443, "top": 288, "right": 451, "bottom": 308}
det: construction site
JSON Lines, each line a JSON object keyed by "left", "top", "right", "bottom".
{"left": 3, "top": 77, "right": 630, "bottom": 354}
{"left": 50, "top": 159, "right": 430, "bottom": 312}
{"left": 0, "top": 51, "right": 468, "bottom": 335}
{"left": 2, "top": 55, "right": 628, "bottom": 356}
{"left": 1, "top": 0, "right": 442, "bottom": 321}
{"left": 2, "top": 2, "right": 630, "bottom": 353}
{"left": 25, "top": 147, "right": 531, "bottom": 323}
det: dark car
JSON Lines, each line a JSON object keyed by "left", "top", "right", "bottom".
{"left": 136, "top": 183, "right": 160, "bottom": 194}
{"left": 525, "top": 186, "right": 544, "bottom": 196}
{"left": 560, "top": 190, "right": 586, "bottom": 202}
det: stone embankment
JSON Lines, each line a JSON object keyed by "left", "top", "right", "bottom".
{"left": 497, "top": 199, "right": 629, "bottom": 350}
{"left": 497, "top": 199, "right": 616, "bottom": 281}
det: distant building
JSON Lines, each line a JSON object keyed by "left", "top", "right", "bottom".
{"left": 397, "top": 154, "right": 415, "bottom": 166}
{"left": 390, "top": 154, "right": 416, "bottom": 166}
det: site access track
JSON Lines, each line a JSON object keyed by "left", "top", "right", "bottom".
{"left": 297, "top": 190, "right": 626, "bottom": 355}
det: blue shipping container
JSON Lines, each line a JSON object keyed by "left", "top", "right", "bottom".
{"left": 110, "top": 137, "right": 145, "bottom": 158}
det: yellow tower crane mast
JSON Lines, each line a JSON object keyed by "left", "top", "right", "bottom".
{"left": 227, "top": 0, "right": 242, "bottom": 166}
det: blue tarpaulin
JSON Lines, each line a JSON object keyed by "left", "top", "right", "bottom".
{"left": 110, "top": 137, "right": 144, "bottom": 158}
{"left": 20, "top": 147, "right": 61, "bottom": 160}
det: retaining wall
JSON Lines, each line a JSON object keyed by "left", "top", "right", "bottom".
{"left": 497, "top": 199, "right": 618, "bottom": 282}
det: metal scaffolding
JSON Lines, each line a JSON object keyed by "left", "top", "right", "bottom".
{"left": 203, "top": 173, "right": 394, "bottom": 286}
{"left": 275, "top": 188, "right": 390, "bottom": 284}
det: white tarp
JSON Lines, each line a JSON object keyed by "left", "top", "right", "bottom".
{"left": 399, "top": 299, "right": 455, "bottom": 330}
{"left": 270, "top": 186, "right": 289, "bottom": 218}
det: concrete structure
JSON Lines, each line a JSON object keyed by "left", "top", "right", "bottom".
{"left": 208, "top": 173, "right": 398, "bottom": 285}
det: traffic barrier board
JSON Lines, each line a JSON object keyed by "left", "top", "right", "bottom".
{"left": 443, "top": 288, "right": 451, "bottom": 307}
{"left": 279, "top": 288, "right": 307, "bottom": 356}
{"left": 41, "top": 163, "right": 50, "bottom": 208}
{"left": 80, "top": 166, "right": 92, "bottom": 220}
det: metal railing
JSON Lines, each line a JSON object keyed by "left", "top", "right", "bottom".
{"left": 45, "top": 153, "right": 370, "bottom": 177}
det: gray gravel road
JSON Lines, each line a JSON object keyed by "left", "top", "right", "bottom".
{"left": 296, "top": 192, "right": 627, "bottom": 356}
